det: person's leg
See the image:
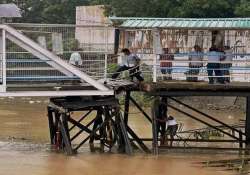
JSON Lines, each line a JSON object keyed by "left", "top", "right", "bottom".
{"left": 130, "top": 66, "right": 144, "bottom": 82}
{"left": 214, "top": 63, "right": 224, "bottom": 83}
{"left": 167, "top": 67, "right": 172, "bottom": 80}
{"left": 193, "top": 66, "right": 200, "bottom": 82}
{"left": 156, "top": 121, "right": 160, "bottom": 139}
{"left": 228, "top": 63, "right": 232, "bottom": 82}
{"left": 189, "top": 65, "right": 199, "bottom": 82}
{"left": 223, "top": 64, "right": 231, "bottom": 82}
{"left": 170, "top": 125, "right": 178, "bottom": 147}
{"left": 160, "top": 122, "right": 166, "bottom": 145}
{"left": 207, "top": 63, "right": 214, "bottom": 84}
{"left": 112, "top": 66, "right": 129, "bottom": 79}
{"left": 169, "top": 127, "right": 174, "bottom": 147}
{"left": 161, "top": 68, "right": 167, "bottom": 80}
{"left": 186, "top": 66, "right": 192, "bottom": 81}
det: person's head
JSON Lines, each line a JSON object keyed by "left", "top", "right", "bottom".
{"left": 121, "top": 48, "right": 131, "bottom": 56}
{"left": 168, "top": 115, "right": 174, "bottom": 120}
{"left": 162, "top": 48, "right": 169, "bottom": 54}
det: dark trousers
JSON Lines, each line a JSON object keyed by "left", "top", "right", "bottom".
{"left": 207, "top": 63, "right": 223, "bottom": 84}
{"left": 156, "top": 121, "right": 166, "bottom": 138}
{"left": 112, "top": 65, "right": 144, "bottom": 81}
{"left": 221, "top": 63, "right": 232, "bottom": 82}
{"left": 161, "top": 67, "right": 172, "bottom": 80}
{"left": 186, "top": 65, "right": 200, "bottom": 82}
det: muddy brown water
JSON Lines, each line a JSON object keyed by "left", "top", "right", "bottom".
{"left": 0, "top": 97, "right": 245, "bottom": 175}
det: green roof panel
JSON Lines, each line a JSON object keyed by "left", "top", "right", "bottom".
{"left": 113, "top": 17, "right": 250, "bottom": 29}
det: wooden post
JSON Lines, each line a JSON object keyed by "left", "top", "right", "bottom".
{"left": 60, "top": 113, "right": 73, "bottom": 155}
{"left": 47, "top": 107, "right": 55, "bottom": 145}
{"left": 117, "top": 111, "right": 133, "bottom": 155}
{"left": 152, "top": 97, "right": 159, "bottom": 155}
{"left": 124, "top": 91, "right": 130, "bottom": 125}
{"left": 246, "top": 97, "right": 250, "bottom": 145}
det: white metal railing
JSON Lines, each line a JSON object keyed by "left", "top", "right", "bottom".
{"left": 3, "top": 23, "right": 250, "bottom": 87}
{"left": 4, "top": 23, "right": 113, "bottom": 83}
{"left": 0, "top": 24, "right": 113, "bottom": 96}
{"left": 135, "top": 53, "right": 250, "bottom": 83}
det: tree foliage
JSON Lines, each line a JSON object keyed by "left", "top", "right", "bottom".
{"left": 1, "top": 0, "right": 250, "bottom": 24}
{"left": 2, "top": 0, "right": 90, "bottom": 23}
{"left": 92, "top": 0, "right": 250, "bottom": 18}
{"left": 235, "top": 0, "right": 250, "bottom": 17}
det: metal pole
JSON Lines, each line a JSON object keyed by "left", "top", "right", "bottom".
{"left": 246, "top": 97, "right": 250, "bottom": 145}
{"left": 2, "top": 29, "right": 6, "bottom": 91}
{"left": 104, "top": 26, "right": 108, "bottom": 80}
{"left": 153, "top": 55, "right": 157, "bottom": 82}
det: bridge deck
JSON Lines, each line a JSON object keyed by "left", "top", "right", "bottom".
{"left": 143, "top": 81, "right": 250, "bottom": 96}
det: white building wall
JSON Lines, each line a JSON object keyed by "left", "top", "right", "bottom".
{"left": 75, "top": 5, "right": 114, "bottom": 52}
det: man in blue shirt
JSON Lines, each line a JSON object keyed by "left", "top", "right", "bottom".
{"left": 112, "top": 48, "right": 144, "bottom": 82}
{"left": 207, "top": 46, "right": 224, "bottom": 84}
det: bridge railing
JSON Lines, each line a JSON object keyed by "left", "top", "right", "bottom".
{"left": 5, "top": 23, "right": 114, "bottom": 82}
{"left": 6, "top": 51, "right": 110, "bottom": 81}
{"left": 136, "top": 53, "right": 250, "bottom": 83}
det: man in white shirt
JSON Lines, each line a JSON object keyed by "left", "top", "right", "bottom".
{"left": 207, "top": 46, "right": 224, "bottom": 84}
{"left": 112, "top": 48, "right": 144, "bottom": 82}
{"left": 69, "top": 52, "right": 83, "bottom": 66}
{"left": 166, "top": 116, "right": 178, "bottom": 147}
{"left": 187, "top": 45, "right": 203, "bottom": 82}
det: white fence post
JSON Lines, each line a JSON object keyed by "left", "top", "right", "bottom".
{"left": 104, "top": 26, "right": 108, "bottom": 80}
{"left": 153, "top": 54, "right": 157, "bottom": 82}
{"left": 1, "top": 29, "right": 6, "bottom": 92}
{"left": 152, "top": 29, "right": 162, "bottom": 82}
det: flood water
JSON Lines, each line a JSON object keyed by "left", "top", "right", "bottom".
{"left": 0, "top": 97, "right": 246, "bottom": 175}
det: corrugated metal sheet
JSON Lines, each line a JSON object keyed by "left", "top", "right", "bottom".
{"left": 0, "top": 4, "right": 21, "bottom": 18}
{"left": 110, "top": 17, "right": 250, "bottom": 29}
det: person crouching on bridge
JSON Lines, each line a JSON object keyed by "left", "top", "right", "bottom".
{"left": 207, "top": 46, "right": 224, "bottom": 84}
{"left": 111, "top": 48, "right": 144, "bottom": 82}
{"left": 187, "top": 45, "right": 203, "bottom": 82}
{"left": 166, "top": 116, "right": 178, "bottom": 147}
{"left": 160, "top": 48, "right": 174, "bottom": 80}
{"left": 69, "top": 49, "right": 83, "bottom": 67}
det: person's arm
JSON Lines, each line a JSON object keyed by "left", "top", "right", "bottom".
{"left": 188, "top": 52, "right": 192, "bottom": 67}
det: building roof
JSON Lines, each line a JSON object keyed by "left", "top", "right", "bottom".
{"left": 109, "top": 17, "right": 250, "bottom": 29}
{"left": 0, "top": 4, "right": 21, "bottom": 18}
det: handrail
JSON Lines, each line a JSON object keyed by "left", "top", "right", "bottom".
{"left": 0, "top": 24, "right": 111, "bottom": 92}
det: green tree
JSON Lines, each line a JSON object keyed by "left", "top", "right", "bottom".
{"left": 3, "top": 0, "right": 90, "bottom": 23}
{"left": 92, "top": 0, "right": 249, "bottom": 18}
{"left": 174, "top": 0, "right": 235, "bottom": 18}
{"left": 41, "top": 0, "right": 90, "bottom": 24}
{"left": 235, "top": 0, "right": 250, "bottom": 17}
